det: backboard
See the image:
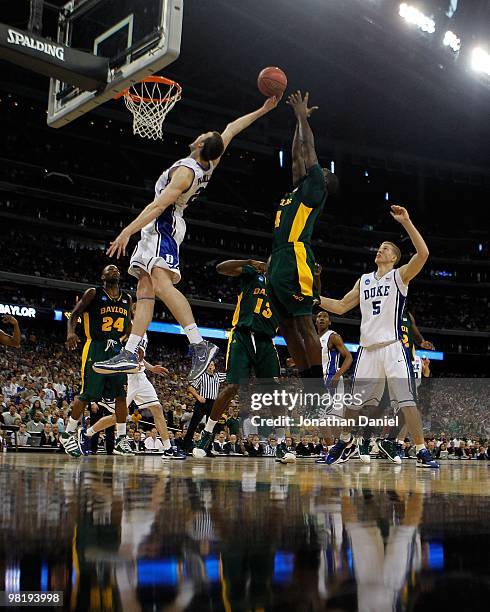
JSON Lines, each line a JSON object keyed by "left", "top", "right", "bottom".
{"left": 47, "top": 0, "right": 183, "bottom": 128}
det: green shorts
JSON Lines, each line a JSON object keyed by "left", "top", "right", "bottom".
{"left": 226, "top": 328, "right": 280, "bottom": 384}
{"left": 79, "top": 340, "right": 127, "bottom": 402}
{"left": 268, "top": 243, "right": 318, "bottom": 321}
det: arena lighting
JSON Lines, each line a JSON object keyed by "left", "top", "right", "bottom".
{"left": 399, "top": 3, "right": 436, "bottom": 34}
{"left": 471, "top": 47, "right": 490, "bottom": 75}
{"left": 279, "top": 149, "right": 284, "bottom": 168}
{"left": 443, "top": 30, "right": 461, "bottom": 53}
{"left": 330, "top": 161, "right": 335, "bottom": 173}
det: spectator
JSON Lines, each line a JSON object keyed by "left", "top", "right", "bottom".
{"left": 30, "top": 390, "right": 46, "bottom": 412}
{"left": 14, "top": 423, "right": 31, "bottom": 446}
{"left": 226, "top": 406, "right": 241, "bottom": 437}
{"left": 278, "top": 436, "right": 296, "bottom": 456}
{"left": 245, "top": 434, "right": 263, "bottom": 457}
{"left": 0, "top": 393, "right": 6, "bottom": 411}
{"left": 264, "top": 436, "right": 279, "bottom": 457}
{"left": 295, "top": 435, "right": 316, "bottom": 456}
{"left": 454, "top": 441, "right": 471, "bottom": 459}
{"left": 436, "top": 443, "right": 449, "bottom": 459}
{"left": 43, "top": 383, "right": 57, "bottom": 407}
{"left": 476, "top": 446, "right": 488, "bottom": 460}
{"left": 144, "top": 427, "right": 164, "bottom": 452}
{"left": 131, "top": 430, "right": 145, "bottom": 453}
{"left": 224, "top": 434, "right": 244, "bottom": 455}
{"left": 51, "top": 424, "right": 61, "bottom": 447}
{"left": 2, "top": 403, "right": 19, "bottom": 426}
{"left": 131, "top": 407, "right": 142, "bottom": 426}
{"left": 40, "top": 423, "right": 56, "bottom": 447}
{"left": 212, "top": 431, "right": 229, "bottom": 454}
{"left": 26, "top": 411, "right": 44, "bottom": 434}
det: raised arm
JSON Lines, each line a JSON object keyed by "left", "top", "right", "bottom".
{"left": 218, "top": 96, "right": 280, "bottom": 158}
{"left": 290, "top": 94, "right": 319, "bottom": 183}
{"left": 107, "top": 166, "right": 194, "bottom": 259}
{"left": 320, "top": 280, "right": 360, "bottom": 315}
{"left": 390, "top": 206, "right": 429, "bottom": 285}
{"left": 66, "top": 288, "right": 96, "bottom": 350}
{"left": 216, "top": 259, "right": 266, "bottom": 277}
{"left": 287, "top": 91, "right": 318, "bottom": 169}
{"left": 0, "top": 316, "right": 21, "bottom": 348}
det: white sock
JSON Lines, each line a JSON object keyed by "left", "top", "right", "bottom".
{"left": 184, "top": 324, "right": 203, "bottom": 345}
{"left": 86, "top": 426, "right": 95, "bottom": 437}
{"left": 125, "top": 334, "right": 143, "bottom": 354}
{"left": 67, "top": 417, "right": 79, "bottom": 434}
{"left": 162, "top": 439, "right": 171, "bottom": 451}
{"left": 116, "top": 423, "right": 126, "bottom": 438}
{"left": 416, "top": 444, "right": 425, "bottom": 452}
{"left": 204, "top": 418, "right": 217, "bottom": 434}
{"left": 340, "top": 432, "right": 352, "bottom": 443}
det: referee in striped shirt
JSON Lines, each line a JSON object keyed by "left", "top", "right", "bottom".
{"left": 183, "top": 361, "right": 226, "bottom": 451}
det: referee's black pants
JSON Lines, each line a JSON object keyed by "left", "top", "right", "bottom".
{"left": 183, "top": 399, "right": 214, "bottom": 449}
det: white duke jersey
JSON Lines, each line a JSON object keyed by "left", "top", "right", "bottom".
{"left": 359, "top": 268, "right": 408, "bottom": 348}
{"left": 141, "top": 156, "right": 215, "bottom": 246}
{"left": 320, "top": 330, "right": 340, "bottom": 379}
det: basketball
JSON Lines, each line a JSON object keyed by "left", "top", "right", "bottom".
{"left": 257, "top": 66, "right": 287, "bottom": 98}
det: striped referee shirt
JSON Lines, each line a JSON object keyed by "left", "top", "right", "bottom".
{"left": 191, "top": 371, "right": 226, "bottom": 400}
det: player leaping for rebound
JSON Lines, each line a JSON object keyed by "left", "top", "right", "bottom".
{"left": 320, "top": 205, "right": 439, "bottom": 468}
{"left": 93, "top": 96, "right": 280, "bottom": 381}
{"left": 267, "top": 91, "right": 338, "bottom": 380}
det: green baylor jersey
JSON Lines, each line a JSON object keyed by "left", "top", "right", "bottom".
{"left": 83, "top": 287, "right": 131, "bottom": 342}
{"left": 272, "top": 164, "right": 327, "bottom": 251}
{"left": 400, "top": 311, "right": 415, "bottom": 359}
{"left": 231, "top": 266, "right": 278, "bottom": 337}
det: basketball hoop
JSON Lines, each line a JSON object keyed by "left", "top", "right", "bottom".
{"left": 117, "top": 76, "right": 182, "bottom": 140}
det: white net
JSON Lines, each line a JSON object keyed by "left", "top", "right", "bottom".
{"left": 123, "top": 79, "right": 181, "bottom": 140}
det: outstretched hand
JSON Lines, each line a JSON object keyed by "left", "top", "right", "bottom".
{"left": 390, "top": 205, "right": 410, "bottom": 224}
{"left": 261, "top": 95, "right": 281, "bottom": 113}
{"left": 107, "top": 230, "right": 131, "bottom": 259}
{"left": 287, "top": 90, "right": 318, "bottom": 118}
{"left": 153, "top": 365, "right": 169, "bottom": 376}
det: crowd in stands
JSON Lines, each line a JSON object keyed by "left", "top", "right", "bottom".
{"left": 1, "top": 223, "right": 489, "bottom": 331}
{"left": 1, "top": 333, "right": 488, "bottom": 457}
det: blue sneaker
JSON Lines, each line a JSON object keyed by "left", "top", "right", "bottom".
{"left": 340, "top": 443, "right": 358, "bottom": 463}
{"left": 92, "top": 349, "right": 140, "bottom": 374}
{"left": 325, "top": 435, "right": 355, "bottom": 465}
{"left": 79, "top": 430, "right": 91, "bottom": 456}
{"left": 188, "top": 341, "right": 218, "bottom": 381}
{"left": 416, "top": 448, "right": 440, "bottom": 469}
{"left": 163, "top": 447, "right": 187, "bottom": 460}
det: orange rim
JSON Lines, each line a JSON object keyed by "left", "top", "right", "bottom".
{"left": 114, "top": 76, "right": 182, "bottom": 103}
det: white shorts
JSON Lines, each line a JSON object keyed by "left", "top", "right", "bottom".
{"left": 127, "top": 373, "right": 159, "bottom": 408}
{"left": 129, "top": 214, "right": 186, "bottom": 284}
{"left": 351, "top": 341, "right": 416, "bottom": 410}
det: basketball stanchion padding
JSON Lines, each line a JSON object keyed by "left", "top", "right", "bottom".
{"left": 116, "top": 75, "right": 182, "bottom": 140}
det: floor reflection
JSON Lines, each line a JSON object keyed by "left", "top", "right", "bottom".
{"left": 1, "top": 456, "right": 490, "bottom": 611}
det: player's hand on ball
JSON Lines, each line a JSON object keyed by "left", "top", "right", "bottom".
{"left": 153, "top": 365, "right": 169, "bottom": 376}
{"left": 66, "top": 332, "right": 80, "bottom": 351}
{"left": 107, "top": 230, "right": 130, "bottom": 259}
{"left": 2, "top": 315, "right": 17, "bottom": 325}
{"left": 262, "top": 95, "right": 281, "bottom": 113}
{"left": 390, "top": 205, "right": 410, "bottom": 224}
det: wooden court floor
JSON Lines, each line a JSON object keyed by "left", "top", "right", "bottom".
{"left": 1, "top": 454, "right": 489, "bottom": 611}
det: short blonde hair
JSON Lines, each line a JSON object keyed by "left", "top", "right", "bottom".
{"left": 384, "top": 242, "right": 401, "bottom": 265}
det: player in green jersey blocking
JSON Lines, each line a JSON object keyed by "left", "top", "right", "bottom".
{"left": 61, "top": 265, "right": 134, "bottom": 457}
{"left": 193, "top": 259, "right": 280, "bottom": 457}
{"left": 268, "top": 91, "right": 338, "bottom": 379}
